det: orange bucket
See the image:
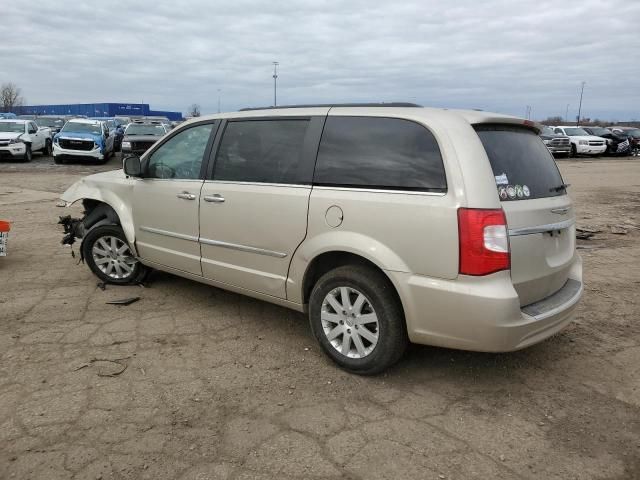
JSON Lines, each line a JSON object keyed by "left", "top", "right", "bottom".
{"left": 0, "top": 220, "right": 9, "bottom": 232}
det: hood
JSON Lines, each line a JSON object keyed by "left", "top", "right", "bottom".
{"left": 57, "top": 131, "right": 102, "bottom": 142}
{"left": 0, "top": 132, "right": 22, "bottom": 141}
{"left": 123, "top": 134, "right": 162, "bottom": 143}
{"left": 566, "top": 135, "right": 604, "bottom": 141}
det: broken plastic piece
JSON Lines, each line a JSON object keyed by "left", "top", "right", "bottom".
{"left": 106, "top": 297, "right": 140, "bottom": 306}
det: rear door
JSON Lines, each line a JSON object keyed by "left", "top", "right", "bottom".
{"left": 475, "top": 125, "right": 575, "bottom": 306}
{"left": 199, "top": 116, "right": 324, "bottom": 298}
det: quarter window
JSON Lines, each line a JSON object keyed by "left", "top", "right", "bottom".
{"left": 314, "top": 117, "right": 447, "bottom": 191}
{"left": 146, "top": 123, "right": 214, "bottom": 180}
{"left": 212, "top": 120, "right": 310, "bottom": 184}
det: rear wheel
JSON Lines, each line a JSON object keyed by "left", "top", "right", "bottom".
{"left": 82, "top": 225, "right": 147, "bottom": 284}
{"left": 309, "top": 264, "right": 408, "bottom": 375}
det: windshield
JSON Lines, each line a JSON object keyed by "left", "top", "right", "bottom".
{"left": 0, "top": 122, "right": 25, "bottom": 133}
{"left": 563, "top": 127, "right": 589, "bottom": 136}
{"left": 125, "top": 124, "right": 166, "bottom": 136}
{"left": 476, "top": 125, "right": 565, "bottom": 201}
{"left": 36, "top": 117, "right": 65, "bottom": 128}
{"left": 624, "top": 128, "right": 640, "bottom": 137}
{"left": 587, "top": 127, "right": 610, "bottom": 136}
{"left": 61, "top": 122, "right": 102, "bottom": 135}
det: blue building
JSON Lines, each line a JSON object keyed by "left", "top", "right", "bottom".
{"left": 15, "top": 102, "right": 183, "bottom": 121}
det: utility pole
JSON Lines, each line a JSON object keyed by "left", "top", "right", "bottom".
{"left": 217, "top": 89, "right": 221, "bottom": 113}
{"left": 565, "top": 104, "right": 570, "bottom": 123}
{"left": 272, "top": 62, "right": 279, "bottom": 107}
{"left": 576, "top": 81, "right": 586, "bottom": 126}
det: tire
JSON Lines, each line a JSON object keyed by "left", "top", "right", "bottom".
{"left": 42, "top": 139, "right": 52, "bottom": 156}
{"left": 82, "top": 224, "right": 147, "bottom": 285}
{"left": 23, "top": 144, "right": 32, "bottom": 162}
{"left": 570, "top": 144, "right": 577, "bottom": 157}
{"left": 54, "top": 155, "right": 63, "bottom": 164}
{"left": 309, "top": 264, "right": 408, "bottom": 375}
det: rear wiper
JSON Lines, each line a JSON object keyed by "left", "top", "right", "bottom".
{"left": 549, "top": 183, "right": 570, "bottom": 192}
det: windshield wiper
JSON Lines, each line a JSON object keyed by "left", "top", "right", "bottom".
{"left": 549, "top": 183, "right": 570, "bottom": 192}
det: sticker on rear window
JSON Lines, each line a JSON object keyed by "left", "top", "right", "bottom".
{"left": 498, "top": 186, "right": 508, "bottom": 200}
{"left": 523, "top": 185, "right": 530, "bottom": 197}
{"left": 515, "top": 185, "right": 524, "bottom": 198}
{"left": 495, "top": 173, "right": 509, "bottom": 185}
{"left": 506, "top": 185, "right": 517, "bottom": 199}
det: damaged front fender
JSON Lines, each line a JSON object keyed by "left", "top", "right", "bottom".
{"left": 59, "top": 169, "right": 137, "bottom": 254}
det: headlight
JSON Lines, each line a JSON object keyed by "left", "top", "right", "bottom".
{"left": 578, "top": 140, "right": 588, "bottom": 145}
{"left": 9, "top": 136, "right": 23, "bottom": 145}
{"left": 543, "top": 139, "right": 550, "bottom": 145}
{"left": 121, "top": 141, "right": 131, "bottom": 148}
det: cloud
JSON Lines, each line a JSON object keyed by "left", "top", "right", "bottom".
{"left": 1, "top": 0, "right": 639, "bottom": 120}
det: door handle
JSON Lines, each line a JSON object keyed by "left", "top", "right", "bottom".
{"left": 176, "top": 192, "right": 196, "bottom": 200}
{"left": 203, "top": 194, "right": 225, "bottom": 203}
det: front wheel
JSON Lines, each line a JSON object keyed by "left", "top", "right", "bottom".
{"left": 23, "top": 144, "right": 32, "bottom": 162}
{"left": 82, "top": 224, "right": 147, "bottom": 284}
{"left": 42, "top": 139, "right": 52, "bottom": 156}
{"left": 570, "top": 144, "right": 577, "bottom": 157}
{"left": 309, "top": 265, "right": 408, "bottom": 375}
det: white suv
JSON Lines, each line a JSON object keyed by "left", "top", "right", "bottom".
{"left": 59, "top": 105, "right": 583, "bottom": 374}
{"left": 553, "top": 125, "right": 607, "bottom": 156}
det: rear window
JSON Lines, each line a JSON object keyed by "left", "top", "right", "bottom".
{"left": 314, "top": 117, "right": 447, "bottom": 191}
{"left": 475, "top": 125, "right": 565, "bottom": 200}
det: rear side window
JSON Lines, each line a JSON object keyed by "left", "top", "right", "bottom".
{"left": 476, "top": 125, "right": 565, "bottom": 200}
{"left": 314, "top": 117, "right": 447, "bottom": 191}
{"left": 213, "top": 120, "right": 310, "bottom": 184}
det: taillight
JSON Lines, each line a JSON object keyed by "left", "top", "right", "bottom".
{"left": 458, "top": 208, "right": 510, "bottom": 276}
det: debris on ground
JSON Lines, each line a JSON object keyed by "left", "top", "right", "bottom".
{"left": 610, "top": 225, "right": 628, "bottom": 235}
{"left": 97, "top": 282, "right": 106, "bottom": 291}
{"left": 73, "top": 356, "right": 131, "bottom": 377}
{"left": 106, "top": 297, "right": 140, "bottom": 306}
{"left": 576, "top": 244, "right": 605, "bottom": 250}
{"left": 576, "top": 231, "right": 595, "bottom": 240}
{"left": 576, "top": 225, "right": 602, "bottom": 234}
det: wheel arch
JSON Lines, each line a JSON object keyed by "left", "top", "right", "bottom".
{"left": 295, "top": 249, "right": 407, "bottom": 322}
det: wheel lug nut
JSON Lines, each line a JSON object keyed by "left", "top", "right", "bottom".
{"left": 355, "top": 325, "right": 359, "bottom": 329}
{"left": 347, "top": 329, "right": 351, "bottom": 334}
{"left": 339, "top": 320, "right": 344, "bottom": 325}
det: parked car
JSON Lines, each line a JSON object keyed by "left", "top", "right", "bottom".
{"left": 539, "top": 126, "right": 571, "bottom": 156}
{"left": 53, "top": 119, "right": 114, "bottom": 164}
{"left": 608, "top": 126, "right": 640, "bottom": 156}
{"left": 114, "top": 116, "right": 132, "bottom": 130}
{"left": 59, "top": 105, "right": 582, "bottom": 374}
{"left": 121, "top": 122, "right": 168, "bottom": 155}
{"left": 35, "top": 116, "right": 66, "bottom": 137}
{"left": 0, "top": 113, "right": 17, "bottom": 119}
{"left": 89, "top": 117, "right": 125, "bottom": 152}
{"left": 581, "top": 126, "right": 630, "bottom": 156}
{"left": 553, "top": 126, "right": 607, "bottom": 156}
{"left": 0, "top": 119, "right": 52, "bottom": 161}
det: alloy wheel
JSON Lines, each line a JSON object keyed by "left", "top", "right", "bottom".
{"left": 321, "top": 287, "right": 379, "bottom": 358}
{"left": 91, "top": 235, "right": 138, "bottom": 280}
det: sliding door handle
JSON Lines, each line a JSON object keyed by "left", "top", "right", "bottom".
{"left": 203, "top": 194, "right": 225, "bottom": 203}
{"left": 176, "top": 192, "right": 196, "bottom": 200}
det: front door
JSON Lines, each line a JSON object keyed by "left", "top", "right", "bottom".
{"left": 132, "top": 121, "right": 217, "bottom": 275}
{"left": 199, "top": 117, "right": 323, "bottom": 298}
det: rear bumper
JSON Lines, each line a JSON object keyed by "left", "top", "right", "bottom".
{"left": 388, "top": 255, "right": 583, "bottom": 352}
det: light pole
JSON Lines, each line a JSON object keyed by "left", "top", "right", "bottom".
{"left": 272, "top": 62, "right": 279, "bottom": 107}
{"left": 217, "top": 89, "right": 221, "bottom": 113}
{"left": 565, "top": 104, "right": 570, "bottom": 123}
{"left": 576, "top": 81, "right": 586, "bottom": 126}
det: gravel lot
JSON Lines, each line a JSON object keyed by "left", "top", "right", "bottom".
{"left": 1, "top": 153, "right": 639, "bottom": 480}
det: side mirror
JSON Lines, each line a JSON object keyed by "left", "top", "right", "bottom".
{"left": 123, "top": 155, "right": 142, "bottom": 177}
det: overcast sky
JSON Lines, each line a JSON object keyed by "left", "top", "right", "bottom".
{"left": 2, "top": 0, "right": 639, "bottom": 120}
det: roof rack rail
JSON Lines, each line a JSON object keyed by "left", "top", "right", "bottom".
{"left": 239, "top": 102, "right": 422, "bottom": 111}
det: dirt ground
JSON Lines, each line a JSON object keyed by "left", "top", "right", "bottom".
{"left": 0, "top": 153, "right": 638, "bottom": 480}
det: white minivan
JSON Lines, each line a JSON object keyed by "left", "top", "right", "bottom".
{"left": 59, "top": 104, "right": 583, "bottom": 374}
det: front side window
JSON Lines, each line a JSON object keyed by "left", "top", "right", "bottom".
{"left": 146, "top": 123, "right": 214, "bottom": 180}
{"left": 213, "top": 120, "right": 310, "bottom": 184}
{"left": 313, "top": 117, "right": 447, "bottom": 191}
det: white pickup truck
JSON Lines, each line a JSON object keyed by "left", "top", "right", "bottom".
{"left": 553, "top": 126, "right": 607, "bottom": 156}
{"left": 0, "top": 119, "right": 52, "bottom": 161}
